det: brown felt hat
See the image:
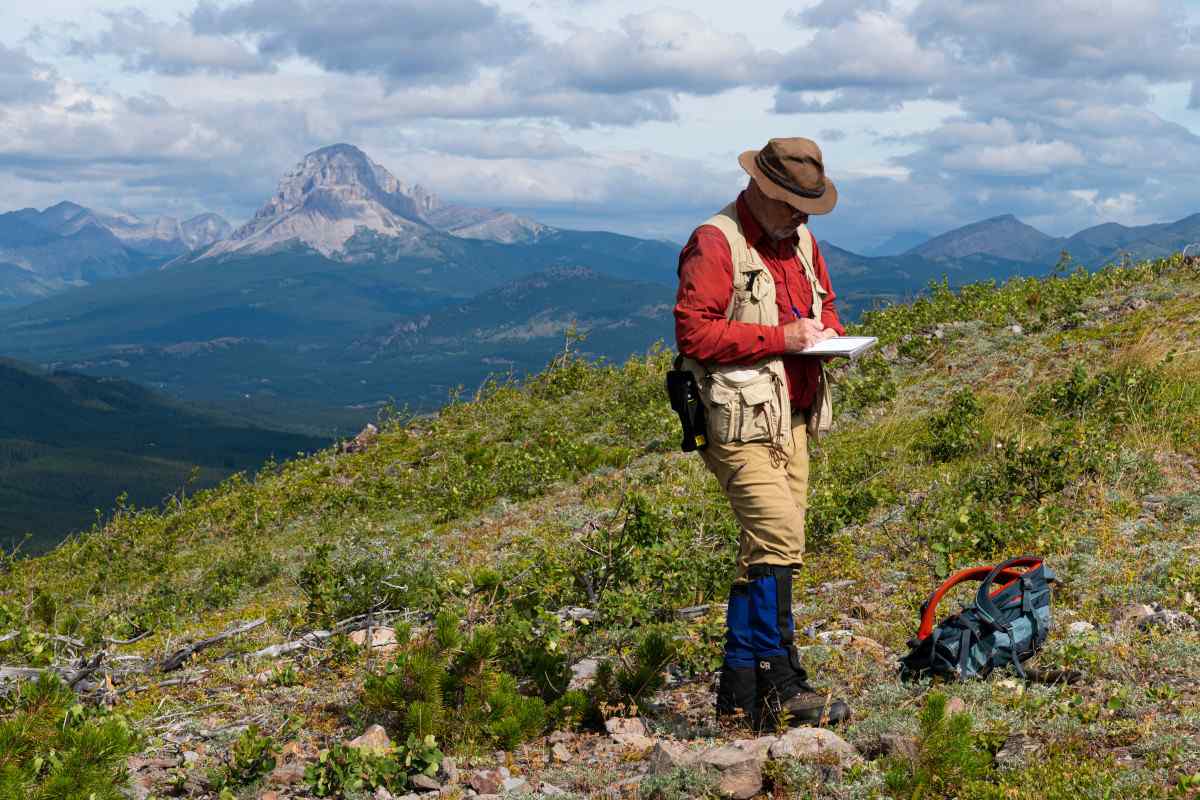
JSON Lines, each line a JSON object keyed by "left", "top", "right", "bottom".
{"left": 739, "top": 137, "right": 837, "bottom": 215}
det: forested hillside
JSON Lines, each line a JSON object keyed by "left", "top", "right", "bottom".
{"left": 0, "top": 358, "right": 324, "bottom": 553}
{"left": 1, "top": 253, "right": 1198, "bottom": 799}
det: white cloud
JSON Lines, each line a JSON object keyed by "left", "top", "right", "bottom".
{"left": 942, "top": 140, "right": 1086, "bottom": 175}
{"left": 68, "top": 8, "right": 270, "bottom": 75}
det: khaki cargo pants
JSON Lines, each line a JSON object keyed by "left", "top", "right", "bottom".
{"left": 700, "top": 413, "right": 808, "bottom": 582}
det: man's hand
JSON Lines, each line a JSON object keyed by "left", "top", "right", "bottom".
{"left": 782, "top": 318, "right": 837, "bottom": 353}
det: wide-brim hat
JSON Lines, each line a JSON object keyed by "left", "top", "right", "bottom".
{"left": 738, "top": 137, "right": 837, "bottom": 215}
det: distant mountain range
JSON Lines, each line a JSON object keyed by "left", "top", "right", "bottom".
{"left": 2, "top": 142, "right": 1199, "bottom": 432}
{"left": 0, "top": 356, "right": 323, "bottom": 553}
{"left": 0, "top": 201, "right": 231, "bottom": 306}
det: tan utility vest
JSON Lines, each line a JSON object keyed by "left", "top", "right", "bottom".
{"left": 681, "top": 203, "right": 833, "bottom": 448}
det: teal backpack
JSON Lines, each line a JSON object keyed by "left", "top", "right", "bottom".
{"left": 900, "top": 556, "right": 1055, "bottom": 681}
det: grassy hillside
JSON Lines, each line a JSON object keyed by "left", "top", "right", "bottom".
{"left": 0, "top": 358, "right": 326, "bottom": 554}
{"left": 2, "top": 254, "right": 1199, "bottom": 798}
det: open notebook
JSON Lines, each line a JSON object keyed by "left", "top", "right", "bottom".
{"left": 800, "top": 335, "right": 879, "bottom": 359}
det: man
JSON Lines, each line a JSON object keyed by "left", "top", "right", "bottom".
{"left": 673, "top": 137, "right": 851, "bottom": 730}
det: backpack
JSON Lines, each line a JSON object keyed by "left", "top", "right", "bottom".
{"left": 899, "top": 556, "right": 1055, "bottom": 682}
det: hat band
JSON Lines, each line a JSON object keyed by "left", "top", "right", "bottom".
{"left": 755, "top": 152, "right": 826, "bottom": 199}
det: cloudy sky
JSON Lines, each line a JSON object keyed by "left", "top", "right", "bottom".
{"left": 3, "top": 0, "right": 1200, "bottom": 251}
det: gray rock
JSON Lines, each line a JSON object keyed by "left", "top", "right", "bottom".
{"left": 1009, "top": 324, "right": 1024, "bottom": 335}
{"left": 268, "top": 762, "right": 308, "bottom": 786}
{"left": 701, "top": 744, "right": 764, "bottom": 799}
{"left": 468, "top": 769, "right": 504, "bottom": 795}
{"left": 1139, "top": 609, "right": 1199, "bottom": 632}
{"left": 540, "top": 783, "right": 566, "bottom": 797}
{"left": 995, "top": 733, "right": 1041, "bottom": 770}
{"left": 862, "top": 733, "right": 918, "bottom": 762}
{"left": 1113, "top": 603, "right": 1156, "bottom": 628}
{"left": 605, "top": 717, "right": 648, "bottom": 737}
{"left": 439, "top": 756, "right": 458, "bottom": 784}
{"left": 605, "top": 717, "right": 654, "bottom": 750}
{"left": 411, "top": 774, "right": 442, "bottom": 792}
{"left": 649, "top": 740, "right": 703, "bottom": 773}
{"left": 181, "top": 751, "right": 200, "bottom": 766}
{"left": 568, "top": 658, "right": 601, "bottom": 691}
{"left": 348, "top": 724, "right": 393, "bottom": 755}
{"left": 551, "top": 742, "right": 573, "bottom": 763}
{"left": 729, "top": 736, "right": 776, "bottom": 761}
{"left": 1067, "top": 621, "right": 1096, "bottom": 636}
{"left": 501, "top": 776, "right": 528, "bottom": 793}
{"left": 768, "top": 727, "right": 860, "bottom": 765}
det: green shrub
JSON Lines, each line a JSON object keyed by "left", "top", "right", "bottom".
{"left": 361, "top": 612, "right": 548, "bottom": 751}
{"left": 917, "top": 389, "right": 987, "bottom": 463}
{"left": 304, "top": 733, "right": 443, "bottom": 797}
{"left": 0, "top": 673, "right": 141, "bottom": 800}
{"left": 884, "top": 692, "right": 992, "bottom": 799}
{"left": 807, "top": 442, "right": 896, "bottom": 547}
{"left": 210, "top": 724, "right": 276, "bottom": 791}
{"left": 573, "top": 491, "right": 738, "bottom": 626}
{"left": 832, "top": 352, "right": 897, "bottom": 416}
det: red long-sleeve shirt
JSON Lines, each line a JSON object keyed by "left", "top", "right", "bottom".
{"left": 674, "top": 192, "right": 845, "bottom": 413}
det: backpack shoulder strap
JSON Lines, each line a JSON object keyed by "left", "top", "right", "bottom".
{"left": 974, "top": 556, "right": 1048, "bottom": 625}
{"left": 916, "top": 565, "right": 1026, "bottom": 641}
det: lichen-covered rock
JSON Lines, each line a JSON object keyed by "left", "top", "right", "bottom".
{"left": 649, "top": 740, "right": 703, "bottom": 773}
{"left": 700, "top": 744, "right": 764, "bottom": 800}
{"left": 347, "top": 724, "right": 393, "bottom": 755}
{"left": 768, "top": 727, "right": 860, "bottom": 765}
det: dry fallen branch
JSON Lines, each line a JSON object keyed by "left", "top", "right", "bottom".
{"left": 1, "top": 651, "right": 107, "bottom": 689}
{"left": 160, "top": 618, "right": 266, "bottom": 672}
{"left": 120, "top": 669, "right": 211, "bottom": 696}
{"left": 104, "top": 631, "right": 153, "bottom": 646}
{"left": 241, "top": 609, "right": 418, "bottom": 661}
{"left": 0, "top": 631, "right": 86, "bottom": 648}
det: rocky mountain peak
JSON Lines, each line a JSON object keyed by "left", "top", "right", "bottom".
{"left": 180, "top": 213, "right": 234, "bottom": 250}
{"left": 261, "top": 143, "right": 441, "bottom": 224}
{"left": 198, "top": 143, "right": 551, "bottom": 262}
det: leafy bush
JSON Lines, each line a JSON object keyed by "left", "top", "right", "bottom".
{"left": 0, "top": 673, "right": 141, "bottom": 800}
{"left": 884, "top": 692, "right": 992, "bottom": 799}
{"left": 210, "top": 724, "right": 276, "bottom": 791}
{"left": 916, "top": 389, "right": 987, "bottom": 463}
{"left": 298, "top": 542, "right": 443, "bottom": 626}
{"left": 573, "top": 491, "right": 738, "bottom": 626}
{"left": 832, "top": 352, "right": 898, "bottom": 416}
{"left": 304, "top": 734, "right": 442, "bottom": 797}
{"left": 807, "top": 443, "right": 896, "bottom": 547}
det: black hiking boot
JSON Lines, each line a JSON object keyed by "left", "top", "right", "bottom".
{"left": 754, "top": 653, "right": 851, "bottom": 730}
{"left": 715, "top": 665, "right": 757, "bottom": 726}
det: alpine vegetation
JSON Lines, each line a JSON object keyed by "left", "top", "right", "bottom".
{"left": 1, "top": 252, "right": 1198, "bottom": 798}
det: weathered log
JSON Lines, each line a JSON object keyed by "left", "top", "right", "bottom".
{"left": 160, "top": 618, "right": 266, "bottom": 672}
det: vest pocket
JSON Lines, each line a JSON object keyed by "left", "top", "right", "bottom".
{"left": 702, "top": 371, "right": 783, "bottom": 445}
{"left": 736, "top": 379, "right": 776, "bottom": 442}
{"left": 705, "top": 382, "right": 738, "bottom": 443}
